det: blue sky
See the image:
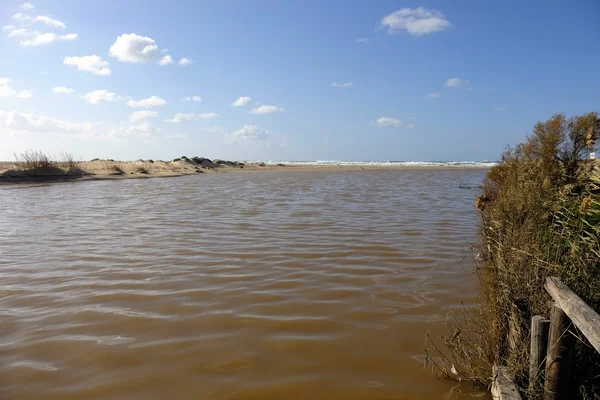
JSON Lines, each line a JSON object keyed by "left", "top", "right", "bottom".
{"left": 1, "top": 0, "right": 599, "bottom": 161}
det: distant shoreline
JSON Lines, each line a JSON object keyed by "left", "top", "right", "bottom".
{"left": 0, "top": 157, "right": 493, "bottom": 185}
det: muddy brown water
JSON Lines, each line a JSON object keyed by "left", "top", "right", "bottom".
{"left": 0, "top": 169, "right": 490, "bottom": 399}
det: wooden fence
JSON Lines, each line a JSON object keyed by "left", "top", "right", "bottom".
{"left": 492, "top": 276, "right": 600, "bottom": 400}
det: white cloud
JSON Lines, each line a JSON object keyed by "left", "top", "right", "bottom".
{"left": 444, "top": 78, "right": 463, "bottom": 88}
{"left": 34, "top": 16, "right": 65, "bottom": 28}
{"left": 249, "top": 105, "right": 284, "bottom": 115}
{"left": 492, "top": 106, "right": 507, "bottom": 112}
{"left": 9, "top": 28, "right": 29, "bottom": 37}
{"left": 0, "top": 110, "right": 98, "bottom": 137}
{"left": 406, "top": 123, "right": 415, "bottom": 129}
{"left": 330, "top": 82, "right": 353, "bottom": 88}
{"left": 127, "top": 96, "right": 167, "bottom": 108}
{"left": 21, "top": 3, "right": 34, "bottom": 9}
{"left": 380, "top": 7, "right": 451, "bottom": 36}
{"left": 109, "top": 33, "right": 168, "bottom": 64}
{"left": 0, "top": 110, "right": 168, "bottom": 139}
{"left": 232, "top": 96, "right": 252, "bottom": 107}
{"left": 13, "top": 14, "right": 66, "bottom": 28}
{"left": 199, "top": 112, "right": 219, "bottom": 119}
{"left": 158, "top": 55, "right": 173, "bottom": 66}
{"left": 17, "top": 90, "right": 33, "bottom": 98}
{"left": 165, "top": 113, "right": 196, "bottom": 123}
{"left": 64, "top": 55, "right": 110, "bottom": 76}
{"left": 164, "top": 112, "right": 219, "bottom": 123}
{"left": 52, "top": 86, "right": 75, "bottom": 95}
{"left": 3, "top": 25, "right": 16, "bottom": 31}
{"left": 178, "top": 57, "right": 193, "bottom": 66}
{"left": 425, "top": 91, "right": 440, "bottom": 99}
{"left": 226, "top": 125, "right": 270, "bottom": 144}
{"left": 163, "top": 133, "right": 188, "bottom": 140}
{"left": 119, "top": 122, "right": 160, "bottom": 137}
{"left": 20, "top": 32, "right": 76, "bottom": 46}
{"left": 357, "top": 38, "right": 369, "bottom": 44}
{"left": 200, "top": 126, "right": 225, "bottom": 133}
{"left": 129, "top": 110, "right": 158, "bottom": 122}
{"left": 372, "top": 117, "right": 404, "bottom": 128}
{"left": 0, "top": 78, "right": 17, "bottom": 97}
{"left": 83, "top": 89, "right": 120, "bottom": 104}
{"left": 181, "top": 96, "right": 201, "bottom": 102}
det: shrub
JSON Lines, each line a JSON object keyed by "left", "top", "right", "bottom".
{"left": 14, "top": 150, "right": 53, "bottom": 171}
{"left": 429, "top": 112, "right": 600, "bottom": 399}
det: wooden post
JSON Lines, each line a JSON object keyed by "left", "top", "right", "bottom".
{"left": 545, "top": 276, "right": 600, "bottom": 353}
{"left": 544, "top": 304, "right": 574, "bottom": 399}
{"left": 529, "top": 316, "right": 550, "bottom": 392}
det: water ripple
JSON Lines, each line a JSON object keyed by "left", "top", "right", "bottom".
{"left": 0, "top": 169, "right": 489, "bottom": 399}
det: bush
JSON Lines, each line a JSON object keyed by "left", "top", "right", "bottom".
{"left": 14, "top": 150, "right": 53, "bottom": 171}
{"left": 429, "top": 113, "right": 600, "bottom": 399}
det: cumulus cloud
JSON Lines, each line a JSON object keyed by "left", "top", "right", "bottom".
{"left": 181, "top": 96, "right": 201, "bottom": 102}
{"left": 0, "top": 110, "right": 98, "bottom": 137}
{"left": 20, "top": 32, "right": 76, "bottom": 46}
{"left": 163, "top": 133, "right": 188, "bottom": 140}
{"left": 357, "top": 38, "right": 369, "bottom": 44}
{"left": 158, "top": 55, "right": 173, "bottom": 66}
{"left": 109, "top": 33, "right": 169, "bottom": 64}
{"left": 178, "top": 57, "right": 193, "bottom": 66}
{"left": 330, "top": 82, "right": 353, "bottom": 88}
{"left": 444, "top": 78, "right": 464, "bottom": 88}
{"left": 64, "top": 55, "right": 110, "bottom": 76}
{"left": 83, "top": 89, "right": 120, "bottom": 104}
{"left": 380, "top": 7, "right": 451, "bottom": 36}
{"left": 21, "top": 3, "right": 34, "bottom": 9}
{"left": 165, "top": 113, "right": 195, "bottom": 123}
{"left": 372, "top": 117, "right": 404, "bottom": 128}
{"left": 165, "top": 112, "right": 219, "bottom": 123}
{"left": 249, "top": 105, "right": 284, "bottom": 115}
{"left": 232, "top": 96, "right": 252, "bottom": 107}
{"left": 12, "top": 13, "right": 66, "bottom": 28}
{"left": 226, "top": 125, "right": 270, "bottom": 144}
{"left": 199, "top": 112, "right": 219, "bottom": 119}
{"left": 33, "top": 15, "right": 65, "bottom": 28}
{"left": 53, "top": 86, "right": 75, "bottom": 95}
{"left": 129, "top": 110, "right": 158, "bottom": 122}
{"left": 127, "top": 96, "right": 167, "bottom": 108}
{"left": 0, "top": 78, "right": 17, "bottom": 97}
{"left": 8, "top": 28, "right": 29, "bottom": 37}
{"left": 113, "top": 122, "right": 161, "bottom": 137}
{"left": 0, "top": 79, "right": 31, "bottom": 98}
{"left": 6, "top": 8, "right": 78, "bottom": 47}
{"left": 425, "top": 91, "right": 440, "bottom": 99}
{"left": 406, "top": 123, "right": 415, "bottom": 129}
{"left": 0, "top": 110, "right": 168, "bottom": 139}
{"left": 200, "top": 126, "right": 225, "bottom": 133}
{"left": 17, "top": 90, "right": 33, "bottom": 98}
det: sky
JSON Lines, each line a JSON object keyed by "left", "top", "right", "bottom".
{"left": 1, "top": 0, "right": 599, "bottom": 162}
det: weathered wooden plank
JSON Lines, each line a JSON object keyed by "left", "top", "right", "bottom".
{"left": 492, "top": 365, "right": 522, "bottom": 400}
{"left": 544, "top": 304, "right": 574, "bottom": 400}
{"left": 545, "top": 276, "right": 600, "bottom": 353}
{"left": 529, "top": 315, "right": 550, "bottom": 392}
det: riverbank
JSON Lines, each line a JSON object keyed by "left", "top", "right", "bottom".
{"left": 0, "top": 156, "right": 493, "bottom": 184}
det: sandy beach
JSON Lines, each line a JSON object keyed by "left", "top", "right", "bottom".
{"left": 0, "top": 156, "right": 493, "bottom": 184}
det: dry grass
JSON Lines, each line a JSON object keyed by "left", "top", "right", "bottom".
{"left": 13, "top": 150, "right": 80, "bottom": 175}
{"left": 427, "top": 113, "right": 600, "bottom": 399}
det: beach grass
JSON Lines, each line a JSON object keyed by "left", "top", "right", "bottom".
{"left": 428, "top": 112, "right": 600, "bottom": 399}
